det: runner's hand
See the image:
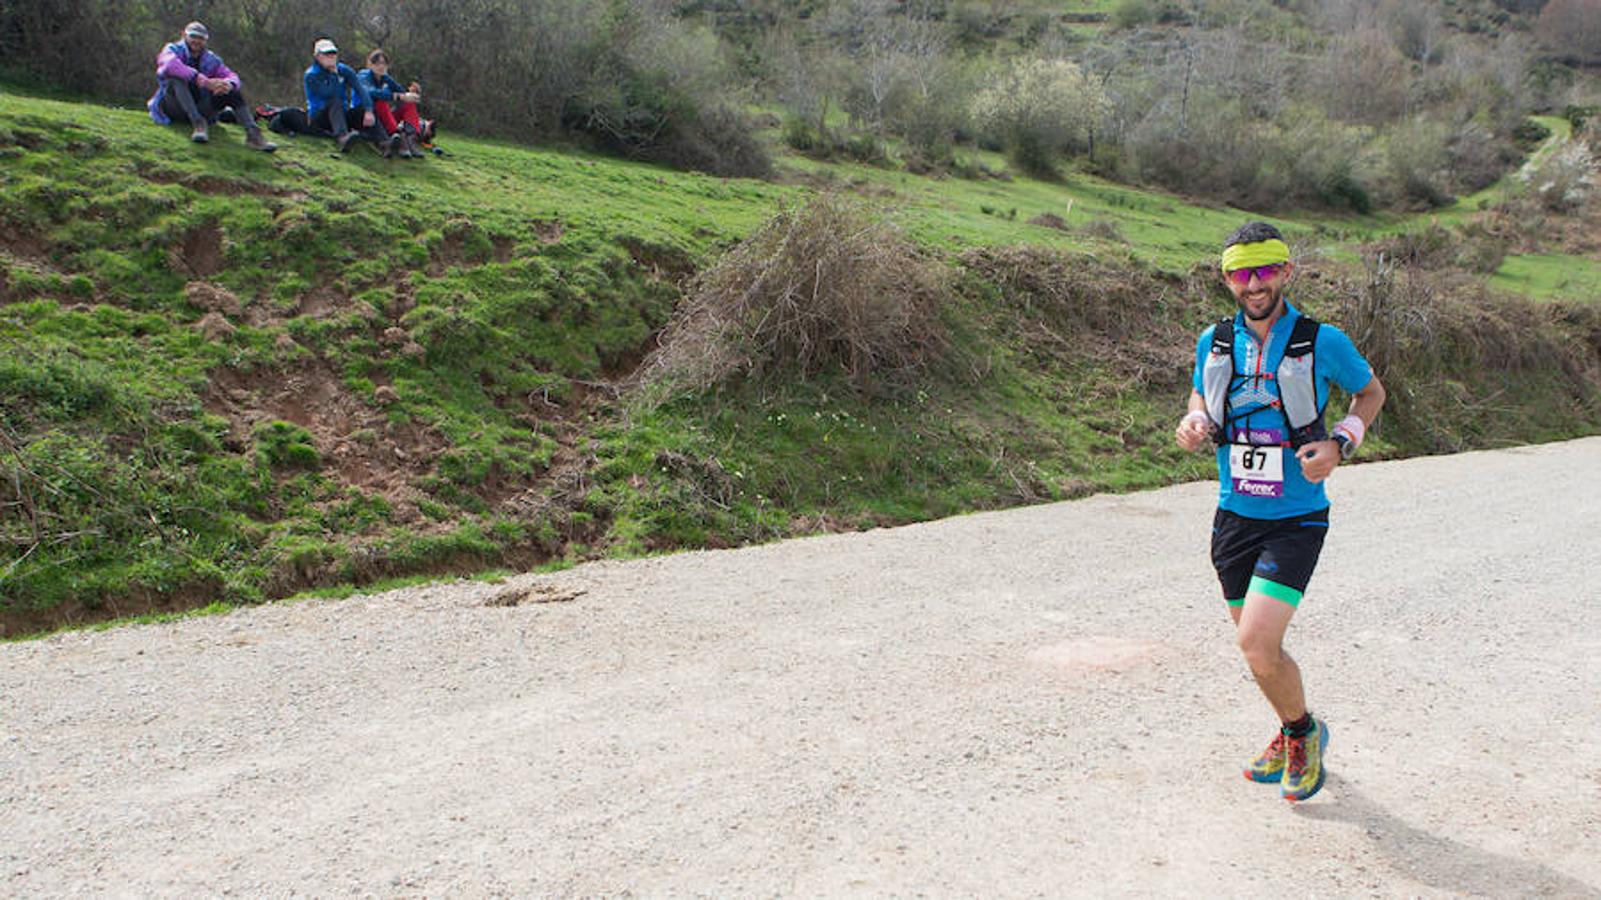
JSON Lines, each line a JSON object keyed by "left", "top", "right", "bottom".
{"left": 1175, "top": 412, "right": 1211, "bottom": 452}
{"left": 1295, "top": 440, "right": 1340, "bottom": 483}
{"left": 362, "top": 110, "right": 376, "bottom": 128}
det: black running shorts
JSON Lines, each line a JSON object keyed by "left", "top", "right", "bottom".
{"left": 1210, "top": 507, "right": 1329, "bottom": 607}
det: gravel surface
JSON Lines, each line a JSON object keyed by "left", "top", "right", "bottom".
{"left": 4, "top": 438, "right": 1600, "bottom": 896}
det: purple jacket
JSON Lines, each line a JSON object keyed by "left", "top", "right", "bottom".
{"left": 147, "top": 42, "right": 241, "bottom": 125}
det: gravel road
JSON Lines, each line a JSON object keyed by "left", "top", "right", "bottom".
{"left": 4, "top": 438, "right": 1600, "bottom": 896}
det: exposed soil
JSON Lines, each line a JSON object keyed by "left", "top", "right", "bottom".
{"left": 138, "top": 165, "right": 310, "bottom": 201}
{"left": 531, "top": 217, "right": 565, "bottom": 244}
{"left": 616, "top": 236, "right": 697, "bottom": 284}
{"left": 1, "top": 211, "right": 675, "bottom": 632}
{"left": 491, "top": 234, "right": 516, "bottom": 263}
{"left": 167, "top": 222, "right": 225, "bottom": 278}
{"left": 184, "top": 280, "right": 241, "bottom": 316}
{"left": 202, "top": 362, "right": 448, "bottom": 515}
{"left": 428, "top": 221, "right": 502, "bottom": 274}
{"left": 0, "top": 233, "right": 68, "bottom": 305}
{"left": 295, "top": 283, "right": 347, "bottom": 318}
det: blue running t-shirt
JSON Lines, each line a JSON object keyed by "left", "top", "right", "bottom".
{"left": 1191, "top": 300, "right": 1374, "bottom": 519}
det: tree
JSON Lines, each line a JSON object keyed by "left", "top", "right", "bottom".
{"left": 1380, "top": 0, "right": 1444, "bottom": 64}
{"left": 1537, "top": 0, "right": 1601, "bottom": 65}
{"left": 768, "top": 27, "right": 852, "bottom": 151}
{"left": 970, "top": 57, "right": 1109, "bottom": 176}
{"left": 831, "top": 3, "right": 949, "bottom": 134}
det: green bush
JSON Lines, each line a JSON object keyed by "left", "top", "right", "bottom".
{"left": 254, "top": 421, "right": 320, "bottom": 471}
{"left": 1513, "top": 118, "right": 1553, "bottom": 148}
{"left": 1111, "top": 0, "right": 1188, "bottom": 29}
{"left": 843, "top": 132, "right": 888, "bottom": 165}
{"left": 0, "top": 348, "right": 122, "bottom": 423}
{"left": 783, "top": 116, "right": 821, "bottom": 153}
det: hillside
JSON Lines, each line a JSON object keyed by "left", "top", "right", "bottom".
{"left": 3, "top": 88, "right": 1599, "bottom": 634}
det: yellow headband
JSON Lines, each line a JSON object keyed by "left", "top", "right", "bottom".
{"left": 1220, "top": 239, "right": 1290, "bottom": 272}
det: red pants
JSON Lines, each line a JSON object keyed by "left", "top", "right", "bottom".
{"left": 373, "top": 100, "right": 422, "bottom": 136}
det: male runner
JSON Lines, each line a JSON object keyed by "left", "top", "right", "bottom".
{"left": 1174, "top": 222, "right": 1386, "bottom": 802}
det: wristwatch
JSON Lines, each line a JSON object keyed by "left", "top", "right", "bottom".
{"left": 1333, "top": 433, "right": 1355, "bottom": 460}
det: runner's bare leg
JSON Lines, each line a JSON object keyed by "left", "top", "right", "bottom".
{"left": 1231, "top": 594, "right": 1306, "bottom": 722}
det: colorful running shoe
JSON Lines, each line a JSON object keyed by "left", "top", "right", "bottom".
{"left": 1281, "top": 718, "right": 1329, "bottom": 802}
{"left": 1243, "top": 732, "right": 1287, "bottom": 783}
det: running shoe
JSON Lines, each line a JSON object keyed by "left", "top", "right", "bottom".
{"left": 1243, "top": 731, "right": 1287, "bottom": 783}
{"left": 1281, "top": 718, "right": 1329, "bottom": 802}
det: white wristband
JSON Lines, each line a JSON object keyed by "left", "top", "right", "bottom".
{"left": 1181, "top": 410, "right": 1209, "bottom": 429}
{"left": 1332, "top": 414, "right": 1365, "bottom": 448}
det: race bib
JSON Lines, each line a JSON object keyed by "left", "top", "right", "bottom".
{"left": 1229, "top": 443, "right": 1284, "bottom": 498}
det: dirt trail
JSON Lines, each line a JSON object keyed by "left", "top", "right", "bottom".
{"left": 4, "top": 438, "right": 1600, "bottom": 896}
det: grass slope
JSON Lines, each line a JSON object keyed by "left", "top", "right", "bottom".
{"left": 2, "top": 88, "right": 1597, "bottom": 635}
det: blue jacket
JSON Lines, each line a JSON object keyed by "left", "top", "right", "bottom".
{"left": 303, "top": 62, "right": 370, "bottom": 119}
{"left": 357, "top": 69, "right": 405, "bottom": 104}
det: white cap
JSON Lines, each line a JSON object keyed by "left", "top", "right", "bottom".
{"left": 313, "top": 38, "right": 338, "bottom": 55}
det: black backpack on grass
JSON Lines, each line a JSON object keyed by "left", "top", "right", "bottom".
{"left": 254, "top": 103, "right": 317, "bottom": 137}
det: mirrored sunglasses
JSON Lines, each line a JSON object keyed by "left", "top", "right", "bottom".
{"left": 1225, "top": 263, "right": 1286, "bottom": 286}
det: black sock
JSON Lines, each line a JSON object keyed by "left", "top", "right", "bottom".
{"left": 1282, "top": 713, "right": 1314, "bottom": 737}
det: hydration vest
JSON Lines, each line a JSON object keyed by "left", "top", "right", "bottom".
{"left": 1201, "top": 314, "right": 1328, "bottom": 448}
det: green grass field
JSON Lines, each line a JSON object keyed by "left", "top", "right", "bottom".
{"left": 1492, "top": 253, "right": 1601, "bottom": 301}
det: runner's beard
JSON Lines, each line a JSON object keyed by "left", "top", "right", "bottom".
{"left": 1240, "top": 287, "right": 1284, "bottom": 322}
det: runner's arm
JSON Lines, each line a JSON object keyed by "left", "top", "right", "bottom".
{"left": 1345, "top": 375, "right": 1386, "bottom": 430}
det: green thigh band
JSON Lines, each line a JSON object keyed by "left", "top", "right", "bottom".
{"left": 1247, "top": 575, "right": 1303, "bottom": 607}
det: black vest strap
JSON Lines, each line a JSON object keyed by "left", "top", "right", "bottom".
{"left": 1210, "top": 313, "right": 1319, "bottom": 357}
{"left": 1284, "top": 314, "right": 1319, "bottom": 359}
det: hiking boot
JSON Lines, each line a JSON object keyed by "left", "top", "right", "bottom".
{"left": 245, "top": 129, "right": 277, "bottom": 152}
{"left": 1281, "top": 718, "right": 1329, "bottom": 802}
{"left": 190, "top": 121, "right": 209, "bottom": 143}
{"left": 1243, "top": 731, "right": 1287, "bottom": 783}
{"left": 378, "top": 133, "right": 401, "bottom": 158}
{"left": 336, "top": 131, "right": 357, "bottom": 153}
{"left": 403, "top": 131, "right": 423, "bottom": 159}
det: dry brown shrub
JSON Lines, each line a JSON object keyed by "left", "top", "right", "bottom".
{"left": 959, "top": 246, "right": 1200, "bottom": 391}
{"left": 639, "top": 194, "right": 951, "bottom": 396}
{"left": 1340, "top": 256, "right": 1576, "bottom": 382}
{"left": 1333, "top": 254, "right": 1601, "bottom": 451}
{"left": 1077, "top": 219, "right": 1127, "bottom": 243}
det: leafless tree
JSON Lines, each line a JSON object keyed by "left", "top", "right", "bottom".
{"left": 1537, "top": 0, "right": 1601, "bottom": 65}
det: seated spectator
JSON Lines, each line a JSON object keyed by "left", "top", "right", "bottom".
{"left": 303, "top": 38, "right": 396, "bottom": 156}
{"left": 358, "top": 49, "right": 427, "bottom": 159}
{"left": 147, "top": 21, "right": 276, "bottom": 152}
